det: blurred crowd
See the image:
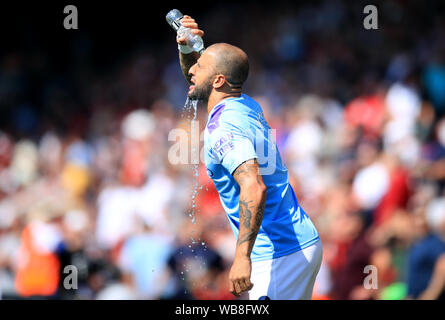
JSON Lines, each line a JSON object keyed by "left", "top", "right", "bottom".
{"left": 1, "top": 0, "right": 445, "bottom": 300}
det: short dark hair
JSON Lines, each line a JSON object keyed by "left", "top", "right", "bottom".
{"left": 209, "top": 43, "right": 249, "bottom": 87}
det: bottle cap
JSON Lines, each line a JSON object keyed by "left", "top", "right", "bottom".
{"left": 166, "top": 9, "right": 183, "bottom": 32}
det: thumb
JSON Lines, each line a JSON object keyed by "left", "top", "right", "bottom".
{"left": 177, "top": 36, "right": 187, "bottom": 45}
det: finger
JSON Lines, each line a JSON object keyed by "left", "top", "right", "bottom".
{"left": 239, "top": 279, "right": 251, "bottom": 293}
{"left": 181, "top": 17, "right": 195, "bottom": 22}
{"left": 181, "top": 22, "right": 199, "bottom": 29}
{"left": 229, "top": 280, "right": 237, "bottom": 296}
{"left": 176, "top": 36, "right": 187, "bottom": 45}
{"left": 234, "top": 281, "right": 242, "bottom": 296}
{"left": 190, "top": 29, "right": 204, "bottom": 37}
{"left": 244, "top": 278, "right": 253, "bottom": 292}
{"left": 180, "top": 18, "right": 196, "bottom": 25}
{"left": 238, "top": 282, "right": 247, "bottom": 294}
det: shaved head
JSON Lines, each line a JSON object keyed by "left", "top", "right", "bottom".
{"left": 187, "top": 43, "right": 249, "bottom": 102}
{"left": 205, "top": 43, "right": 249, "bottom": 87}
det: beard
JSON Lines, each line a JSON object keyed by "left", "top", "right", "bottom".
{"left": 188, "top": 77, "right": 213, "bottom": 101}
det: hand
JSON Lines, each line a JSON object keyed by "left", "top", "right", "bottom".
{"left": 228, "top": 255, "right": 254, "bottom": 297}
{"left": 177, "top": 15, "right": 205, "bottom": 45}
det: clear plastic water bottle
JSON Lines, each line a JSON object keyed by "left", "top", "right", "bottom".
{"left": 166, "top": 9, "right": 205, "bottom": 54}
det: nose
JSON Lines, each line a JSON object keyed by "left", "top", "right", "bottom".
{"left": 189, "top": 63, "right": 197, "bottom": 76}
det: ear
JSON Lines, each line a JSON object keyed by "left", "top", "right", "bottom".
{"left": 212, "top": 74, "right": 226, "bottom": 89}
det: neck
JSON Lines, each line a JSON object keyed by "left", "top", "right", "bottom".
{"left": 207, "top": 91, "right": 242, "bottom": 114}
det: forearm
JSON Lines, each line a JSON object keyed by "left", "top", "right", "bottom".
{"left": 229, "top": 159, "right": 265, "bottom": 296}
{"left": 236, "top": 186, "right": 266, "bottom": 258}
{"left": 179, "top": 51, "right": 200, "bottom": 85}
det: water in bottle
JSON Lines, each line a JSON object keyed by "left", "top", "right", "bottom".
{"left": 166, "top": 9, "right": 205, "bottom": 54}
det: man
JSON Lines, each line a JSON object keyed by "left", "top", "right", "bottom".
{"left": 175, "top": 15, "right": 322, "bottom": 300}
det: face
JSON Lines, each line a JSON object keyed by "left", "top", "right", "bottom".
{"left": 188, "top": 52, "right": 216, "bottom": 101}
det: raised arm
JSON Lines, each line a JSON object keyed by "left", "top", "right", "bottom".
{"left": 229, "top": 158, "right": 267, "bottom": 297}
{"left": 176, "top": 15, "right": 204, "bottom": 85}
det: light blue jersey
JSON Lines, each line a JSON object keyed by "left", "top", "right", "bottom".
{"left": 204, "top": 94, "right": 320, "bottom": 262}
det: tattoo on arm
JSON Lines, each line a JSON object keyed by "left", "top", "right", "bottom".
{"left": 233, "top": 159, "right": 267, "bottom": 251}
{"left": 236, "top": 198, "right": 265, "bottom": 246}
{"left": 179, "top": 51, "right": 200, "bottom": 85}
{"left": 233, "top": 159, "right": 259, "bottom": 187}
{"left": 239, "top": 199, "right": 253, "bottom": 229}
{"left": 237, "top": 230, "right": 257, "bottom": 246}
{"left": 255, "top": 201, "right": 266, "bottom": 229}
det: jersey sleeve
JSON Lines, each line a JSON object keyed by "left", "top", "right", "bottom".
{"left": 208, "top": 110, "right": 258, "bottom": 175}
